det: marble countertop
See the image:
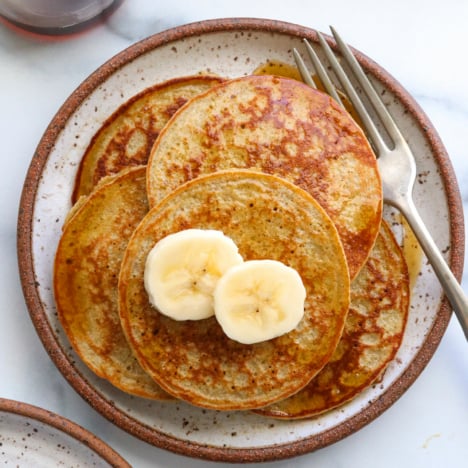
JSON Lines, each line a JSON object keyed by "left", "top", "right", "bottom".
{"left": 1, "top": 0, "right": 468, "bottom": 466}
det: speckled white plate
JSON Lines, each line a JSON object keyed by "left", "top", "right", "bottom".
{"left": 0, "top": 398, "right": 129, "bottom": 467}
{"left": 17, "top": 18, "right": 464, "bottom": 463}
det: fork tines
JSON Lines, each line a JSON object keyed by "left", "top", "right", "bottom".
{"left": 293, "top": 27, "right": 405, "bottom": 154}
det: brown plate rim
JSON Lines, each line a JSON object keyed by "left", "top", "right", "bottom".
{"left": 16, "top": 17, "right": 464, "bottom": 463}
{"left": 0, "top": 397, "right": 130, "bottom": 467}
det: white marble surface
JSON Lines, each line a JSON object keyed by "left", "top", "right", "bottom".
{"left": 1, "top": 0, "right": 468, "bottom": 466}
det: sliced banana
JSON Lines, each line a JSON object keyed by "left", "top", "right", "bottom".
{"left": 144, "top": 229, "right": 244, "bottom": 321}
{"left": 214, "top": 260, "right": 306, "bottom": 344}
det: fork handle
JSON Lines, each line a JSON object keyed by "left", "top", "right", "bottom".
{"left": 397, "top": 195, "right": 468, "bottom": 340}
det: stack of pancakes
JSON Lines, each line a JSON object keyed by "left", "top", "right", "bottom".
{"left": 54, "top": 73, "right": 409, "bottom": 417}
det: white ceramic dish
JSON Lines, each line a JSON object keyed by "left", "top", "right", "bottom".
{"left": 0, "top": 398, "right": 129, "bottom": 467}
{"left": 17, "top": 18, "right": 464, "bottom": 463}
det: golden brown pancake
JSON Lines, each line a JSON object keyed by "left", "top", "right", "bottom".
{"left": 72, "top": 75, "right": 224, "bottom": 203}
{"left": 118, "top": 170, "right": 350, "bottom": 410}
{"left": 54, "top": 166, "right": 171, "bottom": 400}
{"left": 255, "top": 220, "right": 409, "bottom": 419}
{"left": 146, "top": 74, "right": 382, "bottom": 280}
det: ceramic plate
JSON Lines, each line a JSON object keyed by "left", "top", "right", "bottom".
{"left": 0, "top": 398, "right": 129, "bottom": 466}
{"left": 17, "top": 18, "right": 464, "bottom": 463}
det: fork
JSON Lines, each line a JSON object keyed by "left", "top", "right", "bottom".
{"left": 293, "top": 27, "right": 468, "bottom": 340}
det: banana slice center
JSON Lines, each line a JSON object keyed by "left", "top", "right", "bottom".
{"left": 144, "top": 229, "right": 244, "bottom": 320}
{"left": 214, "top": 259, "right": 306, "bottom": 344}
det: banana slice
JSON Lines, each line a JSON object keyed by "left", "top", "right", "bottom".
{"left": 214, "top": 260, "right": 306, "bottom": 344}
{"left": 144, "top": 229, "right": 244, "bottom": 321}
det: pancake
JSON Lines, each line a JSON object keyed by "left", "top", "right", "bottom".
{"left": 118, "top": 170, "right": 350, "bottom": 410}
{"left": 146, "top": 74, "right": 382, "bottom": 280}
{"left": 255, "top": 220, "right": 409, "bottom": 419}
{"left": 54, "top": 166, "right": 171, "bottom": 400}
{"left": 71, "top": 75, "right": 224, "bottom": 203}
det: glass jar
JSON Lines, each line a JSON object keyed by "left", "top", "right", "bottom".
{"left": 0, "top": 0, "right": 123, "bottom": 35}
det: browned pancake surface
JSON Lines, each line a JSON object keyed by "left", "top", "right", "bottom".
{"left": 146, "top": 75, "right": 382, "bottom": 279}
{"left": 256, "top": 220, "right": 409, "bottom": 419}
{"left": 72, "top": 75, "right": 224, "bottom": 202}
{"left": 119, "top": 170, "right": 350, "bottom": 410}
{"left": 54, "top": 166, "right": 170, "bottom": 400}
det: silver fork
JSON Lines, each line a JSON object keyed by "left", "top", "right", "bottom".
{"left": 293, "top": 27, "right": 468, "bottom": 340}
